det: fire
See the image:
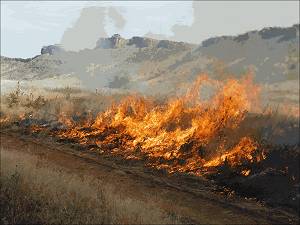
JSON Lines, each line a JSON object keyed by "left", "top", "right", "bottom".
{"left": 2, "top": 73, "right": 265, "bottom": 176}
{"left": 0, "top": 116, "right": 10, "bottom": 125}
{"left": 203, "top": 137, "right": 260, "bottom": 167}
{"left": 31, "top": 125, "right": 45, "bottom": 133}
{"left": 58, "top": 112, "right": 74, "bottom": 128}
{"left": 241, "top": 169, "right": 251, "bottom": 176}
{"left": 51, "top": 73, "right": 263, "bottom": 175}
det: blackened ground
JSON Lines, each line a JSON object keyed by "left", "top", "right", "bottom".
{"left": 208, "top": 145, "right": 300, "bottom": 211}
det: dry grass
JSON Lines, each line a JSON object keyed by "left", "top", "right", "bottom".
{"left": 1, "top": 149, "right": 182, "bottom": 224}
{"left": 0, "top": 86, "right": 125, "bottom": 124}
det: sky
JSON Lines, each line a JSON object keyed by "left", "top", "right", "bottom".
{"left": 1, "top": 1, "right": 299, "bottom": 58}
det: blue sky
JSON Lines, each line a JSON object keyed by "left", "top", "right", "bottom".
{"left": 1, "top": 1, "right": 299, "bottom": 58}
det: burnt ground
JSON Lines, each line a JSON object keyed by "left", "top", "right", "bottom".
{"left": 1, "top": 130, "right": 299, "bottom": 224}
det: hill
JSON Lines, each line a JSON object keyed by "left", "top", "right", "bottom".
{"left": 1, "top": 24, "right": 299, "bottom": 107}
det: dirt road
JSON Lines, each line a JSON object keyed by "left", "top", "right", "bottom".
{"left": 1, "top": 132, "right": 298, "bottom": 224}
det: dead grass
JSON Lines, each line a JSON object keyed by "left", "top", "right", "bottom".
{"left": 0, "top": 149, "right": 182, "bottom": 225}
{"left": 0, "top": 85, "right": 126, "bottom": 124}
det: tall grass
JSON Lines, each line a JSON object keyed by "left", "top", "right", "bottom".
{"left": 1, "top": 149, "right": 182, "bottom": 224}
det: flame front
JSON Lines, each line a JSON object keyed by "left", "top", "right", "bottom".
{"left": 53, "top": 73, "right": 263, "bottom": 175}
{"left": 0, "top": 73, "right": 264, "bottom": 175}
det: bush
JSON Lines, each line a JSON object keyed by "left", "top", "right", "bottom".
{"left": 6, "top": 82, "right": 21, "bottom": 108}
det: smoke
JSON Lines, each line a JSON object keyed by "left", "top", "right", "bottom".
{"left": 144, "top": 1, "right": 300, "bottom": 44}
{"left": 60, "top": 6, "right": 126, "bottom": 51}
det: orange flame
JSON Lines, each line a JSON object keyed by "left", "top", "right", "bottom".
{"left": 0, "top": 73, "right": 264, "bottom": 176}
{"left": 0, "top": 116, "right": 10, "bottom": 125}
{"left": 52, "top": 73, "right": 263, "bottom": 175}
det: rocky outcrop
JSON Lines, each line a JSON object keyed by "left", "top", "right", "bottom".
{"left": 258, "top": 24, "right": 299, "bottom": 42}
{"left": 96, "top": 34, "right": 127, "bottom": 49}
{"left": 41, "top": 45, "right": 64, "bottom": 55}
{"left": 95, "top": 34, "right": 191, "bottom": 50}
{"left": 127, "top": 36, "right": 157, "bottom": 48}
{"left": 201, "top": 24, "right": 299, "bottom": 47}
{"left": 233, "top": 33, "right": 250, "bottom": 43}
{"left": 157, "top": 40, "right": 188, "bottom": 50}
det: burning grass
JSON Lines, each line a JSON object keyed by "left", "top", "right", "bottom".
{"left": 44, "top": 74, "right": 264, "bottom": 175}
{"left": 1, "top": 73, "right": 299, "bottom": 211}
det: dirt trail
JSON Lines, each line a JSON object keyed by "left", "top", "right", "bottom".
{"left": 0, "top": 132, "right": 298, "bottom": 224}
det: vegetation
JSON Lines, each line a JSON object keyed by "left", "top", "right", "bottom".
{"left": 1, "top": 151, "right": 181, "bottom": 225}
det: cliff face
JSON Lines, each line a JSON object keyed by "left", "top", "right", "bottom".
{"left": 96, "top": 34, "right": 128, "bottom": 49}
{"left": 201, "top": 24, "right": 299, "bottom": 48}
{"left": 258, "top": 24, "right": 299, "bottom": 42}
{"left": 127, "top": 36, "right": 155, "bottom": 48}
{"left": 95, "top": 34, "right": 192, "bottom": 50}
{"left": 41, "top": 45, "right": 64, "bottom": 55}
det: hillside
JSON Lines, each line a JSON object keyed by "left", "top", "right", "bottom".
{"left": 1, "top": 24, "right": 299, "bottom": 103}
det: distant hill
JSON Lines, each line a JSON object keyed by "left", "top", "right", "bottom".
{"left": 197, "top": 24, "right": 299, "bottom": 83}
{"left": 1, "top": 24, "right": 299, "bottom": 101}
